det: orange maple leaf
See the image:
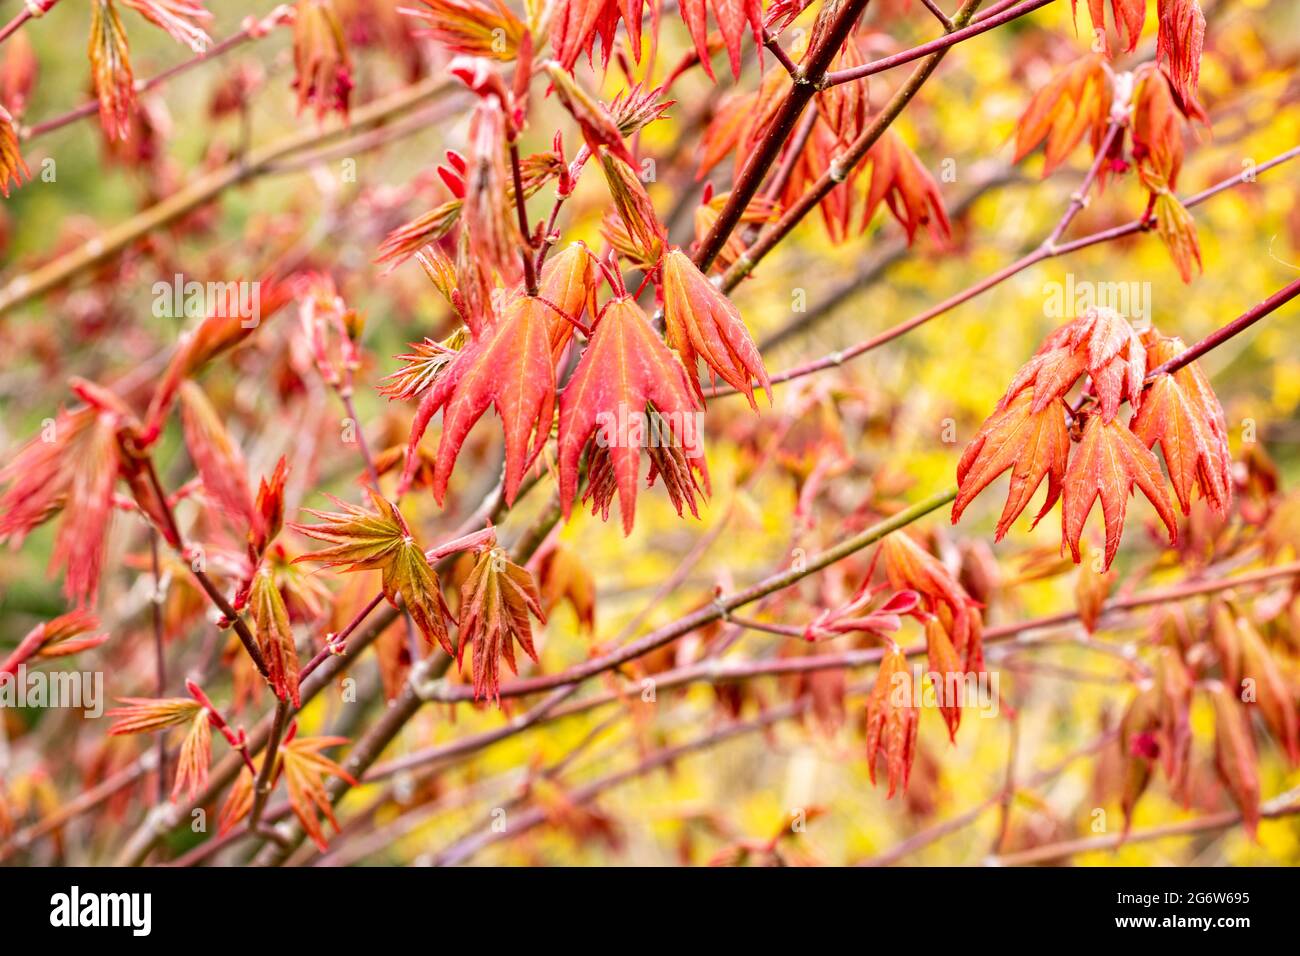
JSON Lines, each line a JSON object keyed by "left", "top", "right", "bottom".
{"left": 1131, "top": 331, "right": 1231, "bottom": 516}
{"left": 953, "top": 387, "right": 1071, "bottom": 540}
{"left": 865, "top": 647, "right": 918, "bottom": 798}
{"left": 557, "top": 296, "right": 704, "bottom": 535}
{"left": 400, "top": 294, "right": 556, "bottom": 506}
{"left": 1061, "top": 414, "right": 1178, "bottom": 570}
{"left": 457, "top": 547, "right": 546, "bottom": 703}
{"left": 660, "top": 248, "right": 770, "bottom": 408}
{"left": 860, "top": 129, "right": 952, "bottom": 247}
{"left": 1013, "top": 53, "right": 1112, "bottom": 177}
{"left": 1003, "top": 306, "right": 1146, "bottom": 423}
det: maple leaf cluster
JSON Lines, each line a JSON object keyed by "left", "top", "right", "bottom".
{"left": 1015, "top": 49, "right": 1209, "bottom": 282}
{"left": 952, "top": 307, "right": 1232, "bottom": 571}
{"left": 382, "top": 50, "right": 773, "bottom": 536}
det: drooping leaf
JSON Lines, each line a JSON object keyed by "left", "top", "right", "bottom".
{"left": 1013, "top": 53, "right": 1112, "bottom": 176}
{"left": 1061, "top": 414, "right": 1179, "bottom": 570}
{"left": 953, "top": 387, "right": 1071, "bottom": 540}
{"left": 88, "top": 0, "right": 136, "bottom": 141}
{"left": 679, "top": 0, "right": 762, "bottom": 80}
{"left": 557, "top": 297, "right": 703, "bottom": 535}
{"left": 1076, "top": 0, "right": 1146, "bottom": 55}
{"left": 179, "top": 381, "right": 254, "bottom": 524}
{"left": 171, "top": 708, "right": 212, "bottom": 802}
{"left": 924, "top": 618, "right": 963, "bottom": 742}
{"left": 864, "top": 646, "right": 918, "bottom": 798}
{"left": 1132, "top": 331, "right": 1231, "bottom": 516}
{"left": 400, "top": 294, "right": 556, "bottom": 506}
{"left": 1156, "top": 0, "right": 1205, "bottom": 112}
{"left": 1151, "top": 190, "right": 1202, "bottom": 283}
{"left": 1210, "top": 683, "right": 1261, "bottom": 838}
{"left": 599, "top": 148, "right": 667, "bottom": 266}
{"left": 457, "top": 547, "right": 546, "bottom": 703}
{"left": 0, "top": 105, "right": 29, "bottom": 198}
{"left": 860, "top": 129, "right": 951, "bottom": 246}
{"left": 880, "top": 533, "right": 983, "bottom": 672}
{"left": 250, "top": 566, "right": 301, "bottom": 708}
{"left": 291, "top": 0, "right": 353, "bottom": 120}
{"left": 660, "top": 248, "right": 770, "bottom": 408}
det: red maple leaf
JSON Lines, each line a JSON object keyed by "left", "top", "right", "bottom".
{"left": 679, "top": 0, "right": 763, "bottom": 80}
{"left": 401, "top": 294, "right": 556, "bottom": 505}
{"left": 1131, "top": 331, "right": 1232, "bottom": 517}
{"left": 1061, "top": 414, "right": 1179, "bottom": 570}
{"left": 557, "top": 296, "right": 703, "bottom": 535}
{"left": 953, "top": 387, "right": 1071, "bottom": 540}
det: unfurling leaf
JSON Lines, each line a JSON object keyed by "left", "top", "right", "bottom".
{"left": 374, "top": 201, "right": 462, "bottom": 272}
{"left": 924, "top": 618, "right": 963, "bottom": 742}
{"left": 880, "top": 533, "right": 982, "bottom": 672}
{"left": 1132, "top": 331, "right": 1230, "bottom": 516}
{"left": 0, "top": 611, "right": 109, "bottom": 676}
{"left": 598, "top": 148, "right": 666, "bottom": 266}
{"left": 1062, "top": 415, "right": 1179, "bottom": 570}
{"left": 458, "top": 547, "right": 546, "bottom": 703}
{"left": 952, "top": 388, "right": 1070, "bottom": 540}
{"left": 557, "top": 297, "right": 703, "bottom": 535}
{"left": 380, "top": 328, "right": 468, "bottom": 402}
{"left": 401, "top": 295, "right": 555, "bottom": 505}
{"left": 1151, "top": 190, "right": 1202, "bottom": 283}
{"left": 865, "top": 647, "right": 918, "bottom": 798}
{"left": 405, "top": 0, "right": 526, "bottom": 61}
{"left": 660, "top": 248, "right": 770, "bottom": 408}
{"left": 0, "top": 105, "right": 29, "bottom": 198}
{"left": 120, "top": 0, "right": 212, "bottom": 53}
{"left": 171, "top": 707, "right": 212, "bottom": 802}
{"left": 464, "top": 100, "right": 523, "bottom": 286}
{"left": 88, "top": 0, "right": 136, "bottom": 141}
{"left": 536, "top": 242, "right": 597, "bottom": 359}
{"left": 250, "top": 566, "right": 301, "bottom": 708}
{"left": 179, "top": 381, "right": 254, "bottom": 523}
{"left": 860, "top": 130, "right": 952, "bottom": 246}
{"left": 292, "top": 492, "right": 455, "bottom": 655}
{"left": 1013, "top": 54, "right": 1112, "bottom": 176}
{"left": 107, "top": 697, "right": 202, "bottom": 735}
{"left": 291, "top": 0, "right": 353, "bottom": 120}
{"left": 1074, "top": 542, "right": 1116, "bottom": 632}
{"left": 1209, "top": 683, "right": 1261, "bottom": 838}
{"left": 249, "top": 457, "right": 290, "bottom": 559}
{"left": 544, "top": 64, "right": 636, "bottom": 167}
